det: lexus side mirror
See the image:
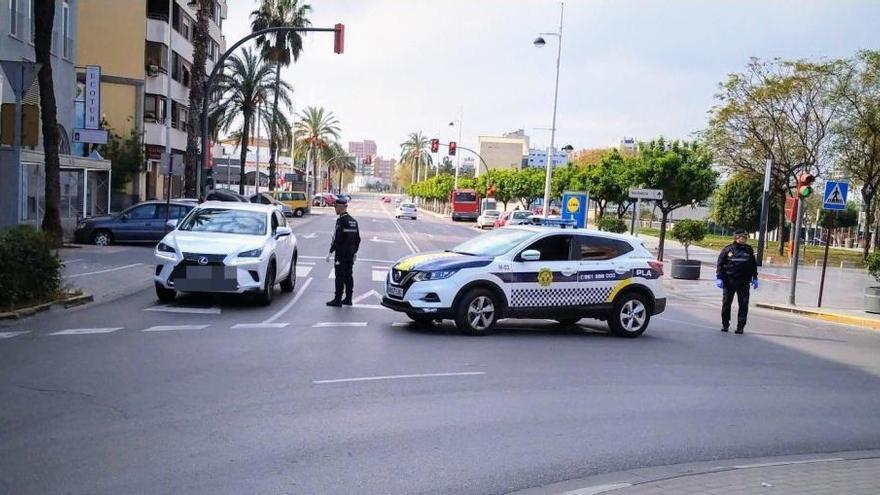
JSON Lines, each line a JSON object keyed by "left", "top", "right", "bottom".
{"left": 274, "top": 226, "right": 291, "bottom": 239}
{"left": 520, "top": 249, "right": 541, "bottom": 261}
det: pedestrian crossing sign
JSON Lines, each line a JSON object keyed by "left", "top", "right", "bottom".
{"left": 823, "top": 181, "right": 849, "bottom": 211}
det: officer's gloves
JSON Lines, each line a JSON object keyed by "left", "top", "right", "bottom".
{"left": 751, "top": 277, "right": 759, "bottom": 290}
{"left": 715, "top": 278, "right": 724, "bottom": 289}
{"left": 325, "top": 253, "right": 331, "bottom": 263}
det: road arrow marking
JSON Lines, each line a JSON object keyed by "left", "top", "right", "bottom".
{"left": 352, "top": 289, "right": 383, "bottom": 303}
{"left": 370, "top": 236, "right": 395, "bottom": 244}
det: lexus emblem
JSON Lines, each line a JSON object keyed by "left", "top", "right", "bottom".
{"left": 198, "top": 256, "right": 209, "bottom": 266}
{"left": 393, "top": 270, "right": 401, "bottom": 282}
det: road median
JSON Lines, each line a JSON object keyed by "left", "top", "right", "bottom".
{"left": 756, "top": 302, "right": 880, "bottom": 330}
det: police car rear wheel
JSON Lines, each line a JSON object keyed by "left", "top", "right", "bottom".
{"left": 455, "top": 289, "right": 497, "bottom": 336}
{"left": 609, "top": 293, "right": 649, "bottom": 338}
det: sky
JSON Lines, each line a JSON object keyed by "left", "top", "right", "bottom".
{"left": 222, "top": 0, "right": 880, "bottom": 159}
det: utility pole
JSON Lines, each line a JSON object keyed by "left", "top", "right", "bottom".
{"left": 756, "top": 158, "right": 772, "bottom": 266}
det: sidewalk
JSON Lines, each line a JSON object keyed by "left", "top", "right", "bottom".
{"left": 511, "top": 450, "right": 880, "bottom": 495}
{"left": 638, "top": 234, "right": 880, "bottom": 327}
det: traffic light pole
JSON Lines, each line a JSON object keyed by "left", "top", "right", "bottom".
{"left": 788, "top": 197, "right": 804, "bottom": 305}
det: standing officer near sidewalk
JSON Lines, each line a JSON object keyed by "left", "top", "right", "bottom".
{"left": 716, "top": 229, "right": 759, "bottom": 334}
{"left": 326, "top": 197, "right": 361, "bottom": 307}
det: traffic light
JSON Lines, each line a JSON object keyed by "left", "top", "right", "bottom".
{"left": 334, "top": 23, "right": 345, "bottom": 54}
{"left": 448, "top": 141, "right": 457, "bottom": 156}
{"left": 365, "top": 155, "right": 372, "bottom": 165}
{"left": 797, "top": 172, "right": 815, "bottom": 198}
{"left": 430, "top": 138, "right": 439, "bottom": 153}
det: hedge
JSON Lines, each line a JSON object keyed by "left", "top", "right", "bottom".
{"left": 0, "top": 225, "right": 62, "bottom": 311}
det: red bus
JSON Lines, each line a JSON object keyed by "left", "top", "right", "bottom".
{"left": 450, "top": 189, "right": 479, "bottom": 221}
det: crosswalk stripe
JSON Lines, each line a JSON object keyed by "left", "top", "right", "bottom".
{"left": 50, "top": 327, "right": 123, "bottom": 335}
{"left": 231, "top": 323, "right": 290, "bottom": 329}
{"left": 0, "top": 331, "right": 30, "bottom": 339}
{"left": 312, "top": 322, "right": 368, "bottom": 328}
{"left": 142, "top": 325, "right": 209, "bottom": 332}
{"left": 297, "top": 266, "right": 312, "bottom": 278}
{"left": 144, "top": 306, "right": 221, "bottom": 314}
{"left": 372, "top": 270, "right": 386, "bottom": 282}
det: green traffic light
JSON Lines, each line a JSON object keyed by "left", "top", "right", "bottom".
{"left": 799, "top": 186, "right": 812, "bottom": 198}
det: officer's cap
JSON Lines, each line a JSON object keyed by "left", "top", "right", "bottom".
{"left": 335, "top": 197, "right": 348, "bottom": 205}
{"left": 733, "top": 229, "right": 747, "bottom": 237}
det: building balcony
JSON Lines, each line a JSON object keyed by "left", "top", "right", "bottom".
{"left": 171, "top": 30, "right": 193, "bottom": 60}
{"left": 144, "top": 122, "right": 187, "bottom": 152}
{"left": 146, "top": 17, "right": 170, "bottom": 44}
{"left": 145, "top": 72, "right": 169, "bottom": 95}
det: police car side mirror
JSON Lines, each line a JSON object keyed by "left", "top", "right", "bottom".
{"left": 521, "top": 250, "right": 541, "bottom": 261}
{"left": 274, "top": 226, "right": 291, "bottom": 239}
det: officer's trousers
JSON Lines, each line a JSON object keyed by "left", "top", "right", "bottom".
{"left": 334, "top": 258, "right": 354, "bottom": 301}
{"left": 721, "top": 279, "right": 750, "bottom": 330}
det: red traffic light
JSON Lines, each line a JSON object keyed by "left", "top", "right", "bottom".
{"left": 430, "top": 138, "right": 439, "bottom": 153}
{"left": 449, "top": 141, "right": 457, "bottom": 156}
{"left": 333, "top": 23, "right": 345, "bottom": 54}
{"left": 798, "top": 173, "right": 815, "bottom": 186}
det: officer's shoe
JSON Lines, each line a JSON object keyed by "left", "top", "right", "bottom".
{"left": 326, "top": 299, "right": 342, "bottom": 307}
{"left": 341, "top": 298, "right": 352, "bottom": 306}
{"left": 735, "top": 328, "right": 744, "bottom": 334}
{"left": 721, "top": 327, "right": 729, "bottom": 333}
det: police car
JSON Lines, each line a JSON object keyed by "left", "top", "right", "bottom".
{"left": 381, "top": 224, "right": 666, "bottom": 337}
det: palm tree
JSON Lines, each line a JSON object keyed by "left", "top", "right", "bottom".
{"left": 294, "top": 106, "right": 340, "bottom": 196}
{"left": 211, "top": 48, "right": 292, "bottom": 194}
{"left": 251, "top": 0, "right": 312, "bottom": 191}
{"left": 34, "top": 0, "right": 62, "bottom": 242}
{"left": 400, "top": 132, "right": 433, "bottom": 184}
{"left": 324, "top": 142, "right": 355, "bottom": 193}
{"left": 185, "top": 0, "right": 211, "bottom": 197}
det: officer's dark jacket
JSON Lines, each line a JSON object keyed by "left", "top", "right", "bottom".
{"left": 330, "top": 212, "right": 360, "bottom": 260}
{"left": 716, "top": 242, "right": 758, "bottom": 281}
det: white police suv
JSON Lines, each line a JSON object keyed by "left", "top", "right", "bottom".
{"left": 381, "top": 225, "right": 666, "bottom": 337}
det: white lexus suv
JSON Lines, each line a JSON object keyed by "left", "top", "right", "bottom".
{"left": 154, "top": 201, "right": 297, "bottom": 305}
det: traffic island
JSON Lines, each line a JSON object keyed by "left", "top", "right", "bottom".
{"left": 755, "top": 302, "right": 880, "bottom": 330}
{"left": 0, "top": 291, "right": 94, "bottom": 321}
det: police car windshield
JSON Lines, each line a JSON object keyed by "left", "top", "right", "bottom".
{"left": 450, "top": 228, "right": 535, "bottom": 257}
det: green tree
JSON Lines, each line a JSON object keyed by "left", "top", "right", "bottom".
{"left": 34, "top": 0, "right": 62, "bottom": 242}
{"left": 712, "top": 173, "right": 779, "bottom": 232}
{"left": 670, "top": 219, "right": 708, "bottom": 261}
{"left": 635, "top": 139, "right": 718, "bottom": 261}
{"left": 252, "top": 0, "right": 312, "bottom": 191}
{"left": 585, "top": 150, "right": 635, "bottom": 218}
{"left": 399, "top": 132, "right": 433, "bottom": 184}
{"left": 295, "top": 106, "right": 341, "bottom": 196}
{"left": 818, "top": 203, "right": 859, "bottom": 229}
{"left": 508, "top": 167, "right": 545, "bottom": 209}
{"left": 100, "top": 125, "right": 145, "bottom": 192}
{"left": 596, "top": 216, "right": 627, "bottom": 233}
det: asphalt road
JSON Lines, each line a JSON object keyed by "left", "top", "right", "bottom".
{"left": 2, "top": 195, "right": 880, "bottom": 494}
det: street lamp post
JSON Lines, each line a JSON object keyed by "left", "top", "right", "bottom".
{"left": 534, "top": 1, "right": 564, "bottom": 217}
{"left": 449, "top": 107, "right": 463, "bottom": 188}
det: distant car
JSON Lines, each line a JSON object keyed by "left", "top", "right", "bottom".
{"left": 382, "top": 196, "right": 392, "bottom": 203}
{"left": 154, "top": 201, "right": 297, "bottom": 306}
{"left": 495, "top": 210, "right": 533, "bottom": 228}
{"left": 249, "top": 192, "right": 293, "bottom": 218}
{"left": 395, "top": 202, "right": 418, "bottom": 220}
{"left": 74, "top": 200, "right": 196, "bottom": 246}
{"left": 394, "top": 198, "right": 402, "bottom": 205}
{"left": 477, "top": 209, "right": 501, "bottom": 229}
{"left": 313, "top": 193, "right": 337, "bottom": 207}
{"left": 206, "top": 188, "right": 250, "bottom": 203}
{"left": 272, "top": 190, "right": 309, "bottom": 217}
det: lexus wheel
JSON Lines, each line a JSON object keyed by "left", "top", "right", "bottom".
{"left": 608, "top": 293, "right": 650, "bottom": 338}
{"left": 155, "top": 282, "right": 176, "bottom": 303}
{"left": 280, "top": 255, "right": 296, "bottom": 293}
{"left": 258, "top": 262, "right": 276, "bottom": 306}
{"left": 454, "top": 288, "right": 498, "bottom": 336}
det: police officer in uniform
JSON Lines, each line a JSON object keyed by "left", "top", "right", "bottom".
{"left": 326, "top": 197, "right": 361, "bottom": 307}
{"left": 716, "top": 229, "right": 759, "bottom": 333}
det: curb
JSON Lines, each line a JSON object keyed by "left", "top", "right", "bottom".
{"left": 755, "top": 303, "right": 880, "bottom": 330}
{"left": 0, "top": 293, "right": 94, "bottom": 320}
{"left": 506, "top": 449, "right": 880, "bottom": 495}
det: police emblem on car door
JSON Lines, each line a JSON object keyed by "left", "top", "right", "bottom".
{"left": 506, "top": 234, "right": 579, "bottom": 307}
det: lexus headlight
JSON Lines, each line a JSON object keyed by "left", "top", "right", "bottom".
{"left": 157, "top": 242, "right": 175, "bottom": 253}
{"left": 413, "top": 270, "right": 458, "bottom": 281}
{"left": 238, "top": 248, "right": 262, "bottom": 258}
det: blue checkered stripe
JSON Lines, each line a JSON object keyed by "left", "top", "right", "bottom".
{"left": 510, "top": 286, "right": 613, "bottom": 307}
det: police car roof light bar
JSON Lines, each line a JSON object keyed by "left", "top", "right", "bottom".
{"left": 531, "top": 217, "right": 577, "bottom": 228}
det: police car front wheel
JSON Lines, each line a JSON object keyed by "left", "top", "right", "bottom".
{"left": 609, "top": 292, "right": 650, "bottom": 338}
{"left": 455, "top": 288, "right": 498, "bottom": 336}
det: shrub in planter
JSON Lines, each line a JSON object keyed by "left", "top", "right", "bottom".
{"left": 864, "top": 252, "right": 880, "bottom": 314}
{"left": 669, "top": 219, "right": 707, "bottom": 280}
{"left": 0, "top": 225, "right": 62, "bottom": 311}
{"left": 597, "top": 216, "right": 628, "bottom": 233}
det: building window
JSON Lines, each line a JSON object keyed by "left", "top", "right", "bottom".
{"left": 147, "top": 0, "right": 169, "bottom": 22}
{"left": 62, "top": 0, "right": 71, "bottom": 59}
{"left": 172, "top": 52, "right": 191, "bottom": 87}
{"left": 145, "top": 41, "right": 169, "bottom": 73}
{"left": 9, "top": 0, "right": 23, "bottom": 38}
{"left": 144, "top": 94, "right": 167, "bottom": 123}
{"left": 171, "top": 100, "right": 188, "bottom": 132}
{"left": 172, "top": 3, "right": 194, "bottom": 41}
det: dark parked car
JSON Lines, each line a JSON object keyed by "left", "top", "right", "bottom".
{"left": 249, "top": 192, "right": 294, "bottom": 217}
{"left": 73, "top": 200, "right": 196, "bottom": 246}
{"left": 205, "top": 188, "right": 250, "bottom": 202}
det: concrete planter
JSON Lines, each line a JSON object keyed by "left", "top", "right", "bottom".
{"left": 671, "top": 259, "right": 701, "bottom": 280}
{"left": 864, "top": 287, "right": 880, "bottom": 314}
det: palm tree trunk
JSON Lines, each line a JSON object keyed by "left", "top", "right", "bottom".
{"left": 185, "top": 0, "right": 210, "bottom": 198}
{"left": 338, "top": 165, "right": 343, "bottom": 192}
{"left": 34, "top": 0, "right": 62, "bottom": 243}
{"left": 239, "top": 116, "right": 251, "bottom": 195}
{"left": 268, "top": 63, "right": 281, "bottom": 192}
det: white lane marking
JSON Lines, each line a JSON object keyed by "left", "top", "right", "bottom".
{"left": 142, "top": 324, "right": 208, "bottom": 332}
{"left": 353, "top": 289, "right": 383, "bottom": 303}
{"left": 303, "top": 233, "right": 318, "bottom": 239}
{"left": 382, "top": 204, "right": 419, "bottom": 253}
{"left": 50, "top": 327, "right": 123, "bottom": 335}
{"left": 63, "top": 258, "right": 84, "bottom": 264}
{"left": 299, "top": 261, "right": 316, "bottom": 266}
{"left": 561, "top": 483, "right": 633, "bottom": 495}
{"left": 144, "top": 305, "right": 221, "bottom": 315}
{"left": 391, "top": 322, "right": 410, "bottom": 327}
{"left": 373, "top": 266, "right": 391, "bottom": 270}
{"left": 328, "top": 270, "right": 335, "bottom": 279}
{"left": 313, "top": 371, "right": 486, "bottom": 384}
{"left": 371, "top": 270, "right": 386, "bottom": 282}
{"left": 300, "top": 255, "right": 395, "bottom": 264}
{"left": 66, "top": 263, "right": 143, "bottom": 279}
{"left": 262, "top": 276, "right": 312, "bottom": 324}
{"left": 231, "top": 323, "right": 290, "bottom": 329}
{"left": 732, "top": 457, "right": 844, "bottom": 469}
{"left": 352, "top": 304, "right": 384, "bottom": 310}
{"left": 297, "top": 266, "right": 312, "bottom": 278}
{"left": 312, "top": 322, "right": 368, "bottom": 328}
{"left": 0, "top": 331, "right": 30, "bottom": 339}
{"left": 655, "top": 317, "right": 716, "bottom": 329}
{"left": 369, "top": 236, "right": 396, "bottom": 244}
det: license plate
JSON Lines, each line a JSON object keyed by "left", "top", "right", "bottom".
{"left": 387, "top": 285, "right": 404, "bottom": 298}
{"left": 177, "top": 266, "right": 237, "bottom": 292}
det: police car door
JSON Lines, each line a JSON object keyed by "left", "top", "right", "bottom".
{"left": 508, "top": 234, "right": 579, "bottom": 310}
{"left": 574, "top": 234, "right": 631, "bottom": 307}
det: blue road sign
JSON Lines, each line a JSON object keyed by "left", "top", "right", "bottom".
{"left": 561, "top": 191, "right": 588, "bottom": 228}
{"left": 823, "top": 181, "right": 849, "bottom": 211}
